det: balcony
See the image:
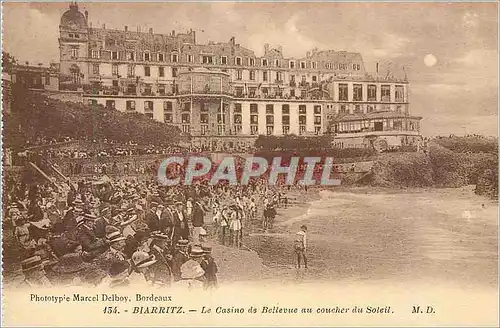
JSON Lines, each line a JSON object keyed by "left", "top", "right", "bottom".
{"left": 141, "top": 90, "right": 154, "bottom": 96}
{"left": 102, "top": 86, "right": 119, "bottom": 95}
{"left": 124, "top": 88, "right": 138, "bottom": 96}
{"left": 335, "top": 130, "right": 420, "bottom": 137}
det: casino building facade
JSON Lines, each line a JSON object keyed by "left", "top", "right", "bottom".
{"left": 59, "top": 2, "right": 422, "bottom": 150}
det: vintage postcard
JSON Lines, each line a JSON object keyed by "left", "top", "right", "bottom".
{"left": 1, "top": 1, "right": 498, "bottom": 327}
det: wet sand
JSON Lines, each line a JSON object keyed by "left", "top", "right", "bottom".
{"left": 244, "top": 186, "right": 498, "bottom": 289}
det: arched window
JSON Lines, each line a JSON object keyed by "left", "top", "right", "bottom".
{"left": 69, "top": 64, "right": 81, "bottom": 84}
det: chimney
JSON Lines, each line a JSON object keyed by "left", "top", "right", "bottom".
{"left": 85, "top": 10, "right": 88, "bottom": 21}
{"left": 172, "top": 30, "right": 175, "bottom": 36}
{"left": 264, "top": 43, "right": 269, "bottom": 53}
{"left": 149, "top": 28, "right": 153, "bottom": 34}
{"left": 124, "top": 26, "right": 128, "bottom": 32}
{"left": 230, "top": 36, "right": 235, "bottom": 45}
{"left": 102, "top": 24, "right": 106, "bottom": 29}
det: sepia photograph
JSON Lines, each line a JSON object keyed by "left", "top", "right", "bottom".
{"left": 1, "top": 1, "right": 498, "bottom": 327}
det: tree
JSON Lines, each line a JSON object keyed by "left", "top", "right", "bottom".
{"left": 2, "top": 52, "right": 18, "bottom": 72}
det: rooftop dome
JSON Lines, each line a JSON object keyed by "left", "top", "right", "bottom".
{"left": 60, "top": 2, "right": 87, "bottom": 29}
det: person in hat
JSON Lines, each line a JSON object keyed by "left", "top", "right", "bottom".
{"left": 27, "top": 195, "right": 45, "bottom": 222}
{"left": 263, "top": 200, "right": 277, "bottom": 230}
{"left": 48, "top": 222, "right": 81, "bottom": 258}
{"left": 198, "top": 227, "right": 208, "bottom": 244}
{"left": 200, "top": 246, "right": 218, "bottom": 289}
{"left": 19, "top": 255, "right": 52, "bottom": 288}
{"left": 28, "top": 218, "right": 51, "bottom": 242}
{"left": 146, "top": 232, "right": 174, "bottom": 286}
{"left": 28, "top": 219, "right": 56, "bottom": 262}
{"left": 75, "top": 213, "right": 108, "bottom": 262}
{"left": 44, "top": 201, "right": 61, "bottom": 226}
{"left": 172, "top": 201, "right": 189, "bottom": 244}
{"left": 95, "top": 226, "right": 127, "bottom": 272}
{"left": 294, "top": 225, "right": 308, "bottom": 269}
{"left": 160, "top": 202, "right": 175, "bottom": 237}
{"left": 62, "top": 204, "right": 83, "bottom": 240}
{"left": 171, "top": 239, "right": 189, "bottom": 281}
{"left": 191, "top": 199, "right": 209, "bottom": 245}
{"left": 186, "top": 197, "right": 193, "bottom": 221}
{"left": 175, "top": 247, "right": 205, "bottom": 290}
{"left": 93, "top": 205, "right": 111, "bottom": 239}
{"left": 229, "top": 205, "right": 243, "bottom": 248}
{"left": 120, "top": 208, "right": 139, "bottom": 238}
{"left": 6, "top": 204, "right": 23, "bottom": 231}
{"left": 212, "top": 204, "right": 227, "bottom": 245}
{"left": 248, "top": 197, "right": 257, "bottom": 221}
{"left": 99, "top": 260, "right": 131, "bottom": 288}
{"left": 109, "top": 207, "right": 124, "bottom": 226}
{"left": 129, "top": 251, "right": 157, "bottom": 286}
{"left": 14, "top": 215, "right": 37, "bottom": 258}
{"left": 47, "top": 252, "right": 92, "bottom": 286}
{"left": 145, "top": 201, "right": 161, "bottom": 232}
{"left": 66, "top": 184, "right": 78, "bottom": 207}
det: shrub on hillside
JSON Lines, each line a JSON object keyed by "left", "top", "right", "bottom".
{"left": 475, "top": 167, "right": 498, "bottom": 199}
{"left": 253, "top": 147, "right": 376, "bottom": 161}
{"left": 433, "top": 136, "right": 498, "bottom": 153}
{"left": 428, "top": 144, "right": 469, "bottom": 187}
{"left": 370, "top": 152, "right": 434, "bottom": 188}
{"left": 3, "top": 87, "right": 183, "bottom": 150}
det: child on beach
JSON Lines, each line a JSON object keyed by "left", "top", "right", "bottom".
{"left": 294, "top": 225, "right": 308, "bottom": 269}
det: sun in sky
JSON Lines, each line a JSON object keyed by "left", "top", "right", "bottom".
{"left": 424, "top": 54, "right": 438, "bottom": 67}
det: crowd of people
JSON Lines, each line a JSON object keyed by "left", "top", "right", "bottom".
{"left": 3, "top": 163, "right": 289, "bottom": 289}
{"left": 28, "top": 144, "right": 185, "bottom": 160}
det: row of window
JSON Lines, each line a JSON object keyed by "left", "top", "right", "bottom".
{"left": 92, "top": 100, "right": 412, "bottom": 135}
{"left": 91, "top": 63, "right": 179, "bottom": 78}
{"left": 244, "top": 104, "right": 322, "bottom": 115}
{"left": 91, "top": 50, "right": 180, "bottom": 63}
{"left": 89, "top": 63, "right": 322, "bottom": 85}
{"left": 107, "top": 101, "right": 323, "bottom": 115}
{"left": 338, "top": 84, "right": 405, "bottom": 102}
{"left": 336, "top": 120, "right": 416, "bottom": 132}
{"left": 88, "top": 66, "right": 403, "bottom": 104}
{"left": 337, "top": 104, "right": 405, "bottom": 114}
{"left": 86, "top": 49, "right": 362, "bottom": 71}
{"left": 97, "top": 99, "right": 404, "bottom": 116}
{"left": 196, "top": 124, "right": 322, "bottom": 136}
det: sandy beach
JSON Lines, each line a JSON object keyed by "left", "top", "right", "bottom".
{"left": 216, "top": 186, "right": 498, "bottom": 291}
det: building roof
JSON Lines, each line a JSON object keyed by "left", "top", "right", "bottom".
{"left": 12, "top": 65, "right": 59, "bottom": 74}
{"left": 60, "top": 3, "right": 87, "bottom": 29}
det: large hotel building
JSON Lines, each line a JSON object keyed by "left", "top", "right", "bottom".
{"left": 59, "top": 3, "right": 422, "bottom": 150}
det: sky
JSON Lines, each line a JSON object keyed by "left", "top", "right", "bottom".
{"left": 2, "top": 2, "right": 498, "bottom": 137}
